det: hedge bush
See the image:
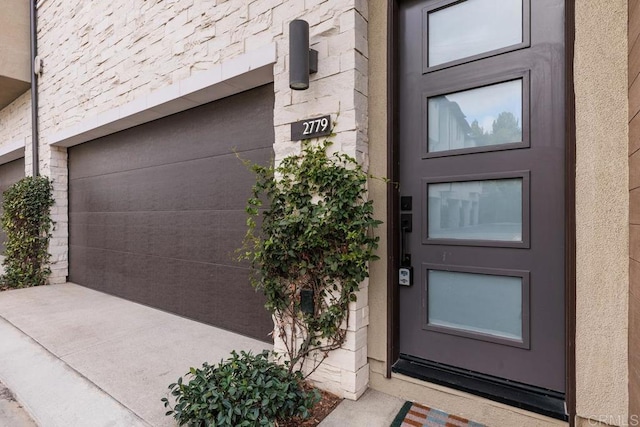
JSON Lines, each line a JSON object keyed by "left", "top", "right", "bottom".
{"left": 1, "top": 176, "right": 55, "bottom": 288}
{"left": 162, "top": 350, "right": 319, "bottom": 426}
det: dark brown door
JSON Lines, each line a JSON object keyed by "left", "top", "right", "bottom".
{"left": 398, "top": 0, "right": 565, "bottom": 392}
{"left": 0, "top": 158, "right": 25, "bottom": 253}
{"left": 69, "top": 84, "right": 274, "bottom": 342}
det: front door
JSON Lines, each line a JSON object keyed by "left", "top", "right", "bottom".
{"left": 396, "top": 0, "right": 566, "bottom": 406}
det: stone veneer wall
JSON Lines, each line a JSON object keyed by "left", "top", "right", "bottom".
{"left": 0, "top": 92, "right": 30, "bottom": 145}
{"left": 0, "top": 0, "right": 370, "bottom": 399}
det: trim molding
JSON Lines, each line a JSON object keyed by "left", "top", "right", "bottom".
{"left": 386, "top": 0, "right": 399, "bottom": 378}
{"left": 49, "top": 43, "right": 277, "bottom": 148}
{"left": 564, "top": 0, "right": 576, "bottom": 423}
{"left": 0, "top": 139, "right": 25, "bottom": 165}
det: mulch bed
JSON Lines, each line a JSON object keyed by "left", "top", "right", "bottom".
{"left": 278, "top": 384, "right": 342, "bottom": 427}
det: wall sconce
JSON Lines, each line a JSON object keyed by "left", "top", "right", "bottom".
{"left": 289, "top": 19, "right": 318, "bottom": 90}
{"left": 300, "top": 288, "right": 315, "bottom": 316}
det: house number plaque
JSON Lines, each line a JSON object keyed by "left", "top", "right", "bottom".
{"left": 291, "top": 115, "right": 332, "bottom": 141}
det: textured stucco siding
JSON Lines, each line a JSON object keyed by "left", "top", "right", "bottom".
{"left": 629, "top": 0, "right": 640, "bottom": 420}
{"left": 574, "top": 1, "right": 629, "bottom": 424}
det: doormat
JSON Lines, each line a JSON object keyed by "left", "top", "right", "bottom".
{"left": 390, "top": 401, "right": 486, "bottom": 427}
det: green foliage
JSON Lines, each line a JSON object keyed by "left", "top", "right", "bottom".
{"left": 241, "top": 140, "right": 382, "bottom": 372}
{"left": 162, "top": 350, "right": 319, "bottom": 426}
{"left": 1, "top": 176, "right": 55, "bottom": 288}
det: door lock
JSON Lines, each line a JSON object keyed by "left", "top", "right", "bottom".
{"left": 400, "top": 196, "right": 412, "bottom": 211}
{"left": 399, "top": 212, "right": 413, "bottom": 286}
{"left": 400, "top": 213, "right": 412, "bottom": 265}
{"left": 400, "top": 213, "right": 412, "bottom": 233}
{"left": 399, "top": 266, "right": 413, "bottom": 286}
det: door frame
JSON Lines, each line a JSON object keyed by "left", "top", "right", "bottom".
{"left": 385, "top": 0, "right": 576, "bottom": 422}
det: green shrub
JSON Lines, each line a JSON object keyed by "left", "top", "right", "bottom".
{"left": 162, "top": 350, "right": 320, "bottom": 426}
{"left": 241, "top": 140, "right": 381, "bottom": 372}
{"left": 1, "top": 176, "right": 55, "bottom": 288}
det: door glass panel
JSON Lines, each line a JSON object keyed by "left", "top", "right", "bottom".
{"left": 428, "top": 178, "right": 522, "bottom": 241}
{"left": 428, "top": 0, "right": 523, "bottom": 67}
{"left": 428, "top": 270, "right": 522, "bottom": 340}
{"left": 428, "top": 80, "right": 522, "bottom": 153}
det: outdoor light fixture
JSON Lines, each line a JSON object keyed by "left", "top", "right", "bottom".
{"left": 289, "top": 19, "right": 318, "bottom": 90}
{"left": 300, "top": 288, "right": 315, "bottom": 316}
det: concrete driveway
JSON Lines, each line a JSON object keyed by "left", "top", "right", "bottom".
{"left": 0, "top": 283, "right": 271, "bottom": 427}
{"left": 0, "top": 380, "right": 36, "bottom": 426}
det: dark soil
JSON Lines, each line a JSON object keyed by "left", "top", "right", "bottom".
{"left": 278, "top": 385, "right": 342, "bottom": 427}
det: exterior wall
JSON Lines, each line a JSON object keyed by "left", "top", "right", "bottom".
{"left": 630, "top": 0, "right": 640, "bottom": 420}
{"left": 367, "top": 0, "right": 389, "bottom": 376}
{"left": 0, "top": 0, "right": 30, "bottom": 83}
{"left": 0, "top": 92, "right": 31, "bottom": 150}
{"left": 0, "top": 0, "right": 31, "bottom": 109}
{"left": 0, "top": 0, "right": 370, "bottom": 399}
{"left": 270, "top": 1, "right": 371, "bottom": 401}
{"left": 574, "top": 1, "right": 629, "bottom": 425}
{"left": 0, "top": 91, "right": 31, "bottom": 178}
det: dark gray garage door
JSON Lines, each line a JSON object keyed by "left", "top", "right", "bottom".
{"left": 0, "top": 158, "right": 25, "bottom": 253}
{"left": 69, "top": 84, "right": 274, "bottom": 342}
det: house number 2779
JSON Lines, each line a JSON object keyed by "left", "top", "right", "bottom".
{"left": 302, "top": 117, "right": 329, "bottom": 135}
{"left": 291, "top": 115, "right": 333, "bottom": 141}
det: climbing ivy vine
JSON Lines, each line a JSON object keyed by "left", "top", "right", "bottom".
{"left": 241, "top": 140, "right": 382, "bottom": 375}
{"left": 1, "top": 176, "right": 55, "bottom": 289}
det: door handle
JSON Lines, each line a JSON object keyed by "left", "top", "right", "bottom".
{"left": 399, "top": 213, "right": 413, "bottom": 286}
{"left": 400, "top": 213, "right": 412, "bottom": 266}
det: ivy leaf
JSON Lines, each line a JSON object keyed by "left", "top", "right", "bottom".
{"left": 238, "top": 139, "right": 383, "bottom": 377}
{"left": 1, "top": 176, "right": 55, "bottom": 289}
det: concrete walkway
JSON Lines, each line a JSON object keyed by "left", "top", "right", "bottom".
{"left": 318, "top": 389, "right": 404, "bottom": 426}
{"left": 0, "top": 283, "right": 404, "bottom": 427}
{"left": 0, "top": 380, "right": 36, "bottom": 427}
{"left": 0, "top": 283, "right": 271, "bottom": 426}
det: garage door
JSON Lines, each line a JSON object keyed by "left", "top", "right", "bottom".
{"left": 0, "top": 158, "right": 25, "bottom": 253}
{"left": 69, "top": 85, "right": 274, "bottom": 341}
